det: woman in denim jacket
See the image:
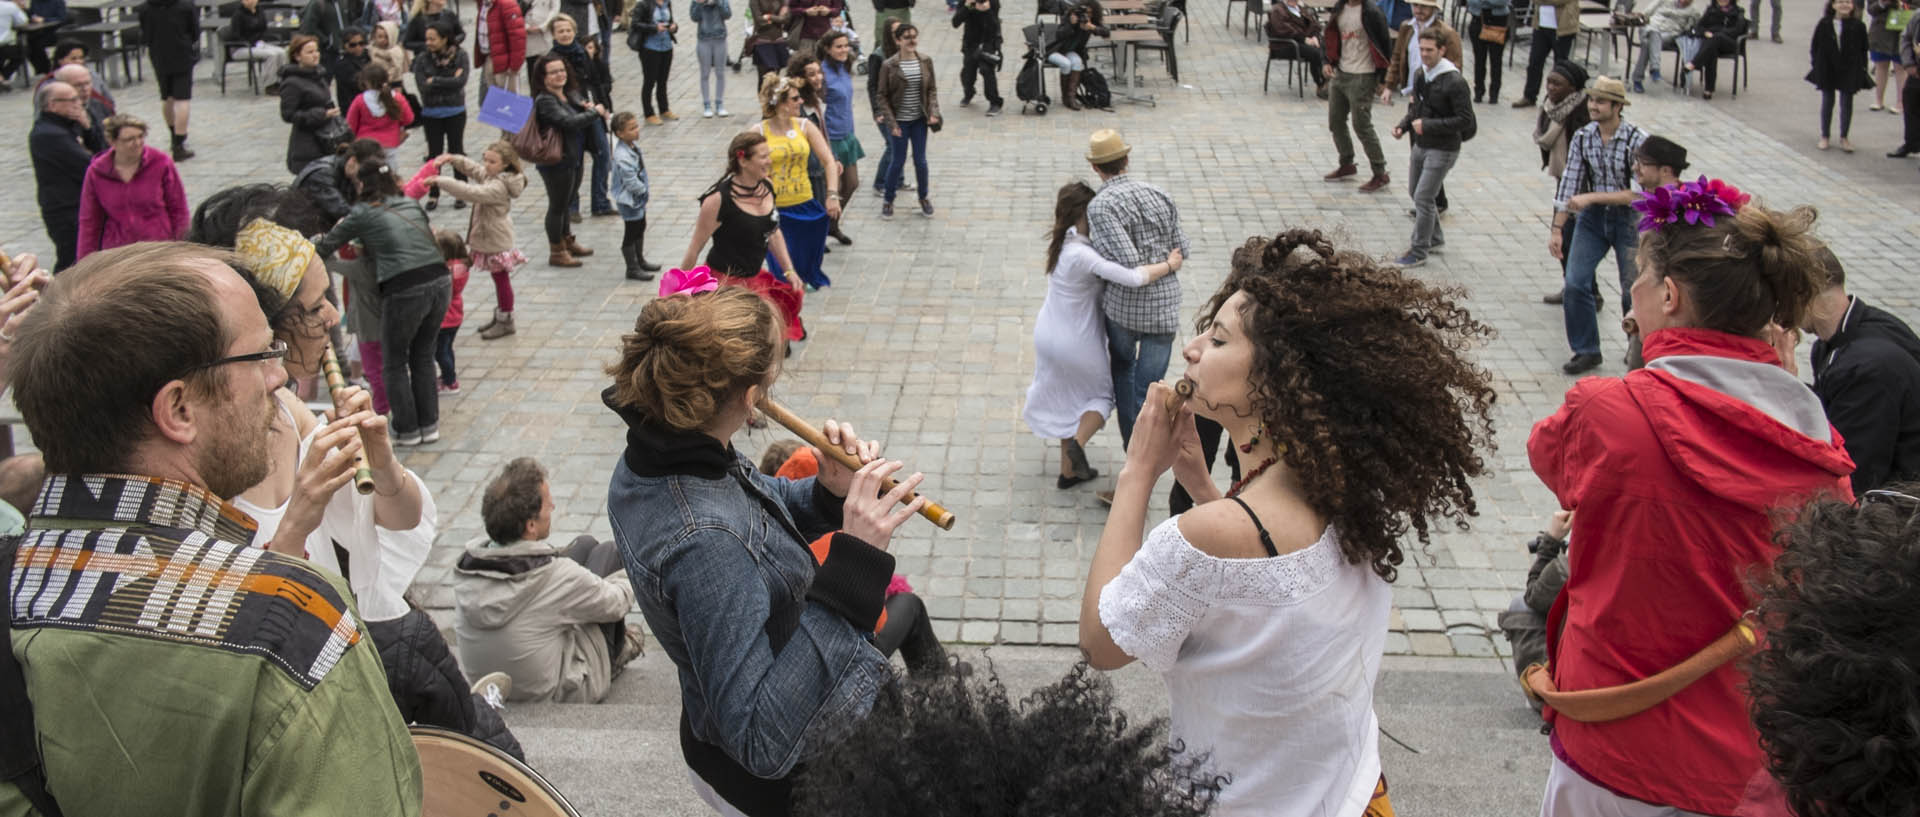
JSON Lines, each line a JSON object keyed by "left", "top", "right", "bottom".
{"left": 603, "top": 287, "right": 946, "bottom": 817}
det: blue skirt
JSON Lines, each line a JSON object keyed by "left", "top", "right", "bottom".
{"left": 767, "top": 198, "right": 831, "bottom": 289}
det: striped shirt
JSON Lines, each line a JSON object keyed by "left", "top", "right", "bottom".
{"left": 1554, "top": 119, "right": 1649, "bottom": 211}
{"left": 896, "top": 57, "right": 925, "bottom": 121}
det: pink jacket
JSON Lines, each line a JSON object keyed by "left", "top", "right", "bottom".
{"left": 347, "top": 90, "right": 415, "bottom": 148}
{"left": 76, "top": 146, "right": 189, "bottom": 259}
{"left": 441, "top": 259, "right": 469, "bottom": 328}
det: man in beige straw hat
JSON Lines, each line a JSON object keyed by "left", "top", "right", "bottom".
{"left": 1084, "top": 128, "right": 1190, "bottom": 453}
{"left": 1384, "top": 0, "right": 1460, "bottom": 103}
{"left": 1549, "top": 75, "right": 1648, "bottom": 376}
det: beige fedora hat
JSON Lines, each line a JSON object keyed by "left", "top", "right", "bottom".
{"left": 1587, "top": 75, "right": 1631, "bottom": 105}
{"left": 1086, "top": 129, "right": 1132, "bottom": 163}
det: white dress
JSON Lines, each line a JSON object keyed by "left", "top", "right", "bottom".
{"left": 1099, "top": 515, "right": 1392, "bottom": 817}
{"left": 1023, "top": 229, "right": 1150, "bottom": 439}
{"left": 233, "top": 401, "right": 437, "bottom": 623}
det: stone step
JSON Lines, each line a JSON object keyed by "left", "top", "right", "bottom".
{"left": 493, "top": 648, "right": 1549, "bottom": 816}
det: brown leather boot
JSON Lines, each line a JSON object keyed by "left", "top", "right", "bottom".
{"left": 565, "top": 235, "right": 594, "bottom": 257}
{"left": 549, "top": 241, "right": 582, "bottom": 267}
{"left": 1062, "top": 71, "right": 1082, "bottom": 109}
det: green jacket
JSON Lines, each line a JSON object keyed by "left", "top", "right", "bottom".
{"left": 314, "top": 195, "right": 447, "bottom": 285}
{"left": 2, "top": 474, "right": 422, "bottom": 817}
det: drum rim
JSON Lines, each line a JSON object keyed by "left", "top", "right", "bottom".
{"left": 410, "top": 724, "right": 582, "bottom": 817}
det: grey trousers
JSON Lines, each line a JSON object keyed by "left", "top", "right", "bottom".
{"left": 697, "top": 38, "right": 728, "bottom": 107}
{"left": 1408, "top": 144, "right": 1457, "bottom": 258}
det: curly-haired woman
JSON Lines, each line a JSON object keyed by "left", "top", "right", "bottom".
{"left": 1079, "top": 229, "right": 1499, "bottom": 817}
{"left": 1526, "top": 186, "right": 1854, "bottom": 816}
{"left": 603, "top": 286, "right": 945, "bottom": 817}
{"left": 1746, "top": 487, "right": 1920, "bottom": 817}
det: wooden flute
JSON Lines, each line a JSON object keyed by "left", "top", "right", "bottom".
{"left": 320, "top": 343, "right": 377, "bottom": 495}
{"left": 756, "top": 398, "right": 958, "bottom": 531}
{"left": 1163, "top": 377, "right": 1196, "bottom": 415}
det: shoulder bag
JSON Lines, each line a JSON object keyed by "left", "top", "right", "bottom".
{"left": 510, "top": 106, "right": 564, "bottom": 165}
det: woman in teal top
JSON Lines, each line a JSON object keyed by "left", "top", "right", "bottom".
{"left": 314, "top": 161, "right": 452, "bottom": 446}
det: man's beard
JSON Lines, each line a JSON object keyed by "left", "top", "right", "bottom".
{"left": 200, "top": 394, "right": 276, "bottom": 501}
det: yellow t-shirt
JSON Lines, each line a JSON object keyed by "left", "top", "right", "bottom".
{"left": 763, "top": 118, "right": 814, "bottom": 208}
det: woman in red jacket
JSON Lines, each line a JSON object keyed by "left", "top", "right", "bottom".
{"left": 1526, "top": 180, "right": 1855, "bottom": 817}
{"left": 76, "top": 113, "right": 190, "bottom": 259}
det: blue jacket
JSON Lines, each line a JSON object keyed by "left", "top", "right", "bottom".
{"left": 604, "top": 393, "right": 895, "bottom": 810}
{"left": 610, "top": 138, "right": 649, "bottom": 219}
{"left": 689, "top": 0, "right": 732, "bottom": 41}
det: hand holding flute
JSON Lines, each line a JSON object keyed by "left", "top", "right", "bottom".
{"left": 757, "top": 398, "right": 958, "bottom": 532}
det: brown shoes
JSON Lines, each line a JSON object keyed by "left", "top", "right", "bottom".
{"left": 548, "top": 242, "right": 582, "bottom": 267}
{"left": 565, "top": 235, "right": 594, "bottom": 257}
{"left": 1358, "top": 172, "right": 1391, "bottom": 193}
{"left": 1324, "top": 163, "right": 1357, "bottom": 180}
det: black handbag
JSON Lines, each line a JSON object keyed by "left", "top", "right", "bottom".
{"left": 317, "top": 115, "right": 354, "bottom": 149}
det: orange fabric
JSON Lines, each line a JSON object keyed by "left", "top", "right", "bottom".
{"left": 1365, "top": 775, "right": 1394, "bottom": 817}
{"left": 872, "top": 607, "right": 888, "bottom": 635}
{"left": 807, "top": 533, "right": 833, "bottom": 565}
{"left": 776, "top": 447, "right": 820, "bottom": 480}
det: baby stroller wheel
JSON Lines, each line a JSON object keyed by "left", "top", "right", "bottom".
{"left": 1035, "top": 102, "right": 1048, "bottom": 113}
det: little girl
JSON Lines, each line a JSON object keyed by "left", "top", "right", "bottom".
{"left": 610, "top": 112, "right": 660, "bottom": 281}
{"left": 428, "top": 141, "right": 530, "bottom": 339}
{"left": 347, "top": 64, "right": 415, "bottom": 169}
{"left": 434, "top": 229, "right": 470, "bottom": 394}
{"left": 1809, "top": 0, "right": 1875, "bottom": 151}
{"left": 368, "top": 21, "right": 412, "bottom": 87}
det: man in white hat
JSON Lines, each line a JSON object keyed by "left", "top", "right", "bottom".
{"left": 1549, "top": 75, "right": 1648, "bottom": 375}
{"left": 1384, "top": 0, "right": 1459, "bottom": 103}
{"left": 1084, "top": 128, "right": 1191, "bottom": 451}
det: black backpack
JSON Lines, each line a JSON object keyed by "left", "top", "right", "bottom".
{"left": 1076, "top": 67, "right": 1111, "bottom": 109}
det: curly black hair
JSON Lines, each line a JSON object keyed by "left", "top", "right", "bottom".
{"left": 1195, "top": 228, "right": 1499, "bottom": 582}
{"left": 794, "top": 662, "right": 1225, "bottom": 817}
{"left": 1747, "top": 487, "right": 1920, "bottom": 817}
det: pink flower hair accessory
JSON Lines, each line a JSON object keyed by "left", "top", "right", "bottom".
{"left": 1632, "top": 176, "right": 1751, "bottom": 233}
{"left": 659, "top": 266, "right": 720, "bottom": 297}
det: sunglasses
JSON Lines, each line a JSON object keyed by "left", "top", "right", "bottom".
{"left": 345, "top": 40, "right": 366, "bottom": 47}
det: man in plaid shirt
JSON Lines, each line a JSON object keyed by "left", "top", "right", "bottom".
{"left": 1549, "top": 76, "right": 1646, "bottom": 376}
{"left": 1085, "top": 129, "right": 1192, "bottom": 447}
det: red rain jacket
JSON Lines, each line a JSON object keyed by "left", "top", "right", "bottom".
{"left": 1528, "top": 327, "right": 1855, "bottom": 816}
{"left": 476, "top": 0, "right": 527, "bottom": 74}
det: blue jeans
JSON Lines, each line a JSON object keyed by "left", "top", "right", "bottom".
{"left": 1105, "top": 317, "right": 1174, "bottom": 448}
{"left": 1407, "top": 145, "right": 1457, "bottom": 258}
{"left": 571, "top": 120, "right": 614, "bottom": 215}
{"left": 882, "top": 119, "right": 929, "bottom": 203}
{"left": 380, "top": 274, "right": 453, "bottom": 436}
{"left": 1562, "top": 205, "right": 1639, "bottom": 357}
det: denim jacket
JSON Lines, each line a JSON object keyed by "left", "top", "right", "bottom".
{"left": 689, "top": 0, "right": 733, "bottom": 41}
{"left": 603, "top": 390, "right": 894, "bottom": 804}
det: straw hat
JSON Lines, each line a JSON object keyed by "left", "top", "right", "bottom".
{"left": 1587, "top": 76, "right": 1631, "bottom": 105}
{"left": 1086, "top": 129, "right": 1131, "bottom": 163}
{"left": 1409, "top": 0, "right": 1442, "bottom": 8}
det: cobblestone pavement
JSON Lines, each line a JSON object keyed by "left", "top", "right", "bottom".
{"left": 2, "top": 0, "right": 1912, "bottom": 660}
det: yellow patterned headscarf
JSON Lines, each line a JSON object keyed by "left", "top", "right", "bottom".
{"left": 233, "top": 218, "right": 315, "bottom": 302}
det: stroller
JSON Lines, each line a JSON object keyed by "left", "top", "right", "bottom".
{"left": 1016, "top": 22, "right": 1057, "bottom": 114}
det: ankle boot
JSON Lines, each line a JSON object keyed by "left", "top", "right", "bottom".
{"left": 171, "top": 133, "right": 195, "bottom": 160}
{"left": 1062, "top": 71, "right": 1082, "bottom": 109}
{"left": 622, "top": 242, "right": 655, "bottom": 281}
{"left": 549, "top": 241, "right": 582, "bottom": 267}
{"left": 636, "top": 231, "right": 662, "bottom": 272}
{"left": 479, "top": 311, "right": 516, "bottom": 339}
{"left": 565, "top": 235, "right": 594, "bottom": 257}
{"left": 474, "top": 309, "right": 501, "bottom": 334}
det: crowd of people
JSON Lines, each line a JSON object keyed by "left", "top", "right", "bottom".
{"left": 3, "top": 0, "right": 1920, "bottom": 816}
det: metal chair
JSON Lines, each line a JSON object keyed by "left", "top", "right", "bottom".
{"left": 1242, "top": 0, "right": 1265, "bottom": 38}
{"left": 1264, "top": 37, "right": 1311, "bottom": 97}
{"left": 1672, "top": 32, "right": 1748, "bottom": 97}
{"left": 214, "top": 26, "right": 269, "bottom": 94}
{"left": 1132, "top": 5, "right": 1182, "bottom": 82}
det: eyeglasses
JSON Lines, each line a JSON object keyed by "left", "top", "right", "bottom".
{"left": 47, "top": 95, "right": 78, "bottom": 103}
{"left": 182, "top": 339, "right": 289, "bottom": 376}
{"left": 1863, "top": 489, "right": 1920, "bottom": 508}
{"left": 345, "top": 40, "right": 366, "bottom": 47}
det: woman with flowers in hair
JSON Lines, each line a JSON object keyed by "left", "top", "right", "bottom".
{"left": 603, "top": 285, "right": 944, "bottom": 817}
{"left": 1525, "top": 179, "right": 1855, "bottom": 816}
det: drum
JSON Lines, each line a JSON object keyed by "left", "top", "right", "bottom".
{"left": 411, "top": 726, "right": 582, "bottom": 817}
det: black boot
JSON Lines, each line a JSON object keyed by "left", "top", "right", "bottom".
{"left": 622, "top": 242, "right": 654, "bottom": 281}
{"left": 636, "top": 229, "right": 661, "bottom": 272}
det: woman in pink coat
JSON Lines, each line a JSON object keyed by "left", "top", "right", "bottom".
{"left": 77, "top": 114, "right": 190, "bottom": 259}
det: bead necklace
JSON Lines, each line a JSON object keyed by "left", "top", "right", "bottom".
{"left": 1227, "top": 457, "right": 1278, "bottom": 498}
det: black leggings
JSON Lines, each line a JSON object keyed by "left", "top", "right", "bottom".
{"left": 538, "top": 160, "right": 579, "bottom": 243}
{"left": 1521, "top": 29, "right": 1574, "bottom": 101}
{"left": 1690, "top": 35, "right": 1738, "bottom": 92}
{"left": 422, "top": 113, "right": 467, "bottom": 199}
{"left": 1467, "top": 12, "right": 1508, "bottom": 99}
{"left": 622, "top": 217, "right": 647, "bottom": 254}
{"left": 872, "top": 592, "right": 948, "bottom": 676}
{"left": 640, "top": 48, "right": 673, "bottom": 116}
{"left": 1820, "top": 88, "right": 1857, "bottom": 138}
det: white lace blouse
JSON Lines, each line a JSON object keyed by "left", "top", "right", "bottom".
{"left": 1099, "top": 515, "right": 1392, "bottom": 817}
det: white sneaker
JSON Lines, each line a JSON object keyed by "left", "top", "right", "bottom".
{"left": 470, "top": 671, "right": 512, "bottom": 710}
{"left": 702, "top": 104, "right": 714, "bottom": 118}
{"left": 716, "top": 105, "right": 731, "bottom": 117}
